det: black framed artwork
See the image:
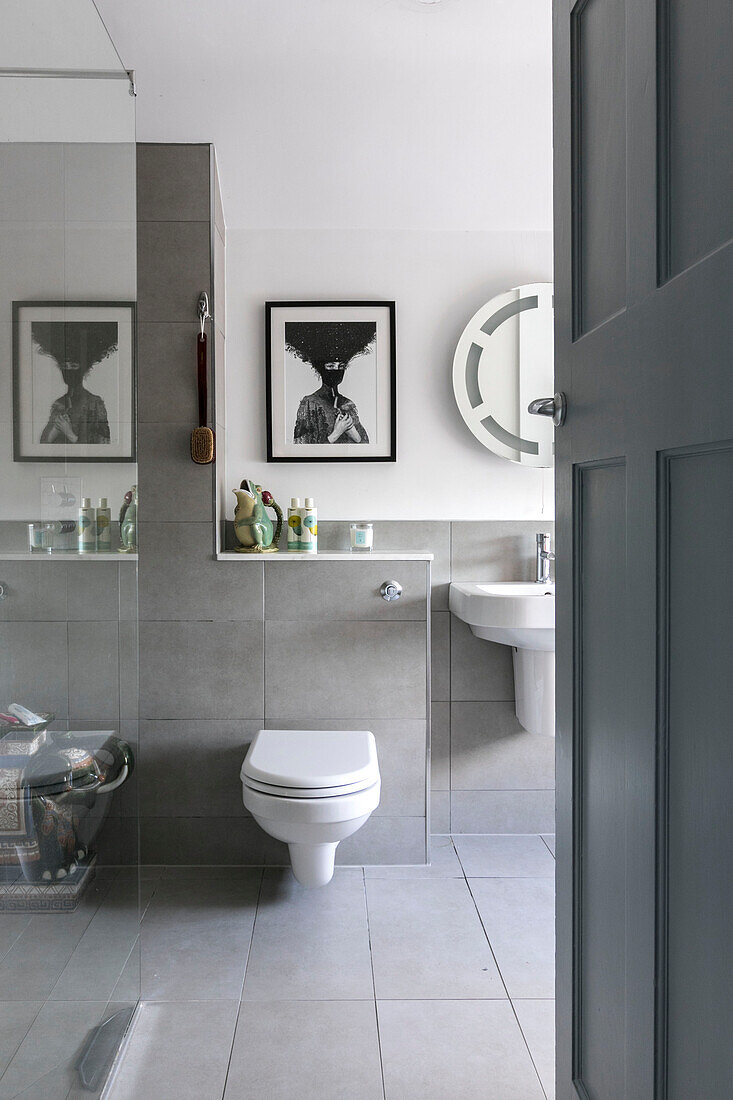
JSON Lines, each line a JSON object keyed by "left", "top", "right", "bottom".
{"left": 12, "top": 300, "right": 137, "bottom": 462}
{"left": 265, "top": 301, "right": 396, "bottom": 462}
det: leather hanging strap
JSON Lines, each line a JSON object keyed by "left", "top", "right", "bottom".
{"left": 197, "top": 332, "right": 208, "bottom": 427}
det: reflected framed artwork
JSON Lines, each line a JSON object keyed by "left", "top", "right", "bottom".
{"left": 265, "top": 301, "right": 396, "bottom": 462}
{"left": 12, "top": 300, "right": 136, "bottom": 462}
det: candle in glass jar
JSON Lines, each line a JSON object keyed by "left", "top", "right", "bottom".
{"left": 350, "top": 522, "right": 373, "bottom": 551}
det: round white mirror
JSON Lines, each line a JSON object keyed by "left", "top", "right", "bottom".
{"left": 452, "top": 282, "right": 554, "bottom": 467}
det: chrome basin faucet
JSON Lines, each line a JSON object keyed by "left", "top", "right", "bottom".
{"left": 536, "top": 533, "right": 555, "bottom": 583}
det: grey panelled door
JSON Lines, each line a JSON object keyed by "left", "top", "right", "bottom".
{"left": 553, "top": 0, "right": 733, "bottom": 1097}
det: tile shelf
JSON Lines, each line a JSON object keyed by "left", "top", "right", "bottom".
{"left": 0, "top": 552, "right": 138, "bottom": 562}
{"left": 215, "top": 550, "right": 434, "bottom": 562}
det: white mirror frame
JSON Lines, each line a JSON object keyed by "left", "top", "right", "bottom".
{"left": 452, "top": 282, "right": 554, "bottom": 467}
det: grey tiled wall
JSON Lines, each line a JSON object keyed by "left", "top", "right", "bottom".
{"left": 136, "top": 145, "right": 429, "bottom": 865}
{"left": 309, "top": 519, "right": 556, "bottom": 836}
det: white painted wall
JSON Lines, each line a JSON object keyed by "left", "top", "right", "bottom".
{"left": 97, "top": 0, "right": 555, "bottom": 519}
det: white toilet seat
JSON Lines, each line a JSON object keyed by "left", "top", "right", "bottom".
{"left": 243, "top": 728, "right": 378, "bottom": 790}
{"left": 241, "top": 773, "right": 377, "bottom": 798}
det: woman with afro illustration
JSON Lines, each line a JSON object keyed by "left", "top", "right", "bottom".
{"left": 287, "top": 321, "right": 375, "bottom": 445}
{"left": 35, "top": 321, "right": 116, "bottom": 445}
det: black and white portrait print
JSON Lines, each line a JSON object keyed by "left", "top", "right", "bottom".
{"left": 13, "top": 302, "right": 136, "bottom": 462}
{"left": 34, "top": 321, "right": 116, "bottom": 445}
{"left": 266, "top": 302, "right": 396, "bottom": 462}
{"left": 285, "top": 321, "right": 375, "bottom": 445}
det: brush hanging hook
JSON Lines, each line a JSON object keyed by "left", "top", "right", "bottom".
{"left": 198, "top": 291, "right": 210, "bottom": 338}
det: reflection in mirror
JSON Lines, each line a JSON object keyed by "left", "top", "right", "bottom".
{"left": 452, "top": 283, "right": 554, "bottom": 467}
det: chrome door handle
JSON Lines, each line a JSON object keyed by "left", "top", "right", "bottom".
{"left": 528, "top": 393, "right": 567, "bottom": 427}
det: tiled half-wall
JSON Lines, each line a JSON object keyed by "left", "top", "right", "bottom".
{"left": 309, "top": 521, "right": 556, "bottom": 836}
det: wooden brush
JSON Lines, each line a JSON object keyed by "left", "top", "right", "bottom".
{"left": 191, "top": 332, "right": 215, "bottom": 464}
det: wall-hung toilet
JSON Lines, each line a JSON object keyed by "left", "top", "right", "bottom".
{"left": 241, "top": 729, "right": 380, "bottom": 887}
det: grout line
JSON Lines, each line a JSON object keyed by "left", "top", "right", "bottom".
{"left": 220, "top": 865, "right": 265, "bottom": 1099}
{"left": 362, "top": 868, "right": 388, "bottom": 1100}
{"left": 539, "top": 834, "right": 556, "bottom": 859}
{"left": 510, "top": 998, "right": 551, "bottom": 1100}
{"left": 457, "top": 835, "right": 551, "bottom": 1100}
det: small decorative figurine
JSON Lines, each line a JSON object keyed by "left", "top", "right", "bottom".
{"left": 119, "top": 485, "right": 137, "bottom": 553}
{"left": 233, "top": 479, "right": 283, "bottom": 553}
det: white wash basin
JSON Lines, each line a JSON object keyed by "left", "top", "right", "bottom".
{"left": 449, "top": 582, "right": 556, "bottom": 737}
{"left": 448, "top": 582, "right": 555, "bottom": 651}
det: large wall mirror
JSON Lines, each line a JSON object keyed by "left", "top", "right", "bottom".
{"left": 452, "top": 282, "right": 554, "bottom": 467}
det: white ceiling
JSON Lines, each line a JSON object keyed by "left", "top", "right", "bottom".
{"left": 94, "top": 0, "right": 552, "bottom": 233}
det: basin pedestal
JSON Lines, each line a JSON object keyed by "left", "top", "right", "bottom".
{"left": 512, "top": 647, "right": 555, "bottom": 738}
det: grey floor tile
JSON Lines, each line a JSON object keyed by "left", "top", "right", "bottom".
{"left": 0, "top": 916, "right": 32, "bottom": 962}
{"left": 470, "top": 878, "right": 555, "bottom": 998}
{"left": 49, "top": 871, "right": 139, "bottom": 1001}
{"left": 243, "top": 869, "right": 373, "bottom": 1001}
{"left": 365, "top": 835, "right": 462, "bottom": 879}
{"left": 514, "top": 999, "right": 555, "bottom": 1100}
{"left": 378, "top": 999, "right": 545, "bottom": 1100}
{"left": 366, "top": 877, "right": 504, "bottom": 999}
{"left": 110, "top": 941, "right": 141, "bottom": 1005}
{"left": 541, "top": 834, "right": 556, "bottom": 856}
{"left": 107, "top": 1000, "right": 239, "bottom": 1100}
{"left": 141, "top": 869, "right": 261, "bottom": 1000}
{"left": 0, "top": 872, "right": 116, "bottom": 1001}
{"left": 0, "top": 1000, "right": 108, "bottom": 1099}
{"left": 0, "top": 1002, "right": 42, "bottom": 1080}
{"left": 224, "top": 1000, "right": 383, "bottom": 1099}
{"left": 454, "top": 834, "right": 556, "bottom": 878}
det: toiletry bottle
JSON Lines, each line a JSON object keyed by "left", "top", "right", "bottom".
{"left": 300, "top": 497, "right": 317, "bottom": 554}
{"left": 78, "top": 498, "right": 96, "bottom": 554}
{"left": 287, "top": 497, "right": 302, "bottom": 552}
{"left": 96, "top": 497, "right": 111, "bottom": 553}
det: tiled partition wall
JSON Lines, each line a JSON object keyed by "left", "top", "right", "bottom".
{"left": 135, "top": 144, "right": 429, "bottom": 865}
{"left": 312, "top": 521, "right": 556, "bottom": 836}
